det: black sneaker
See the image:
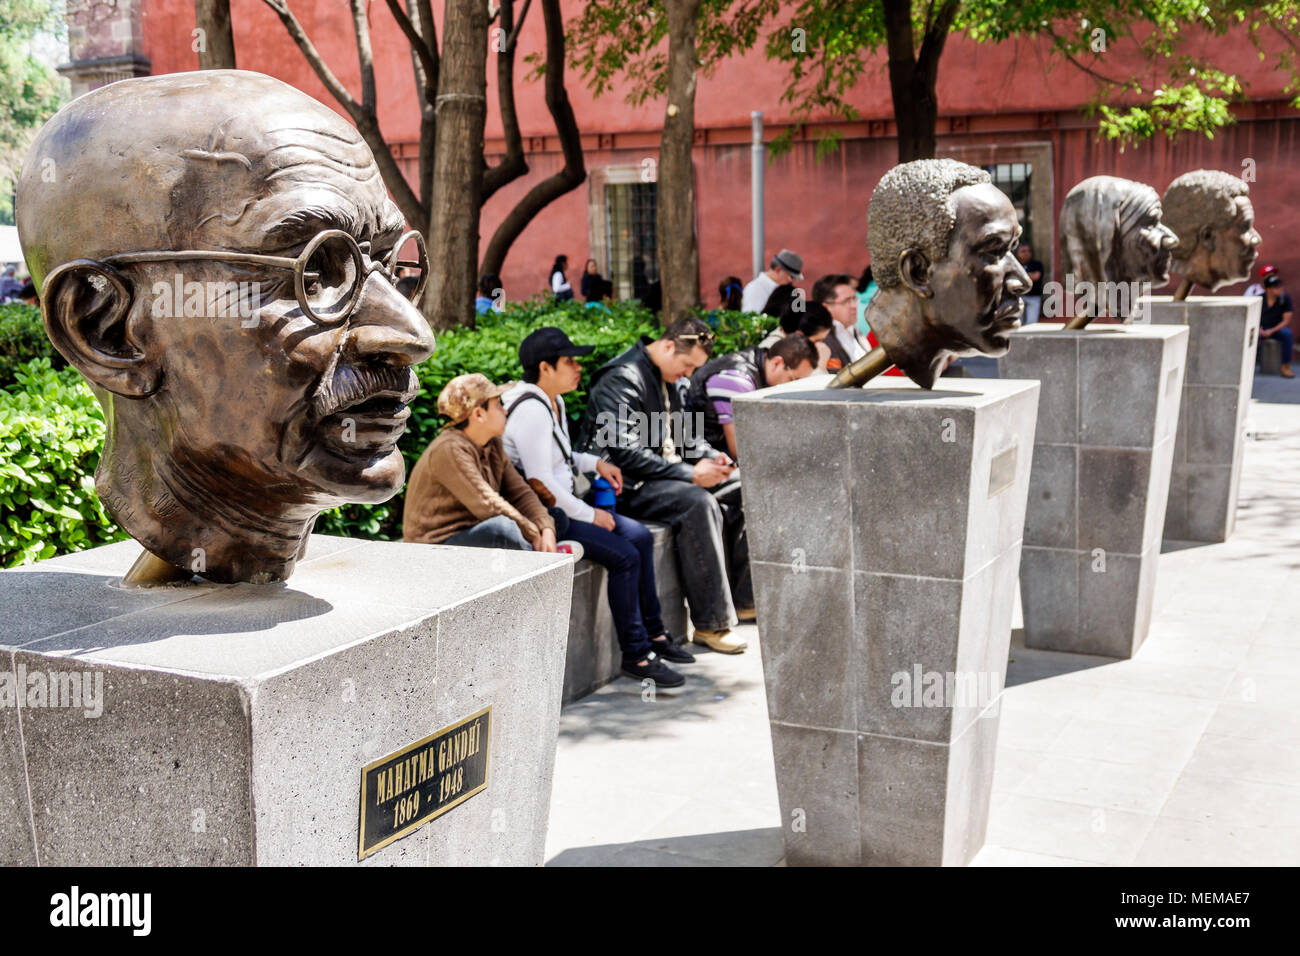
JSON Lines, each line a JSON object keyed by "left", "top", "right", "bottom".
{"left": 651, "top": 634, "right": 696, "bottom": 663}
{"left": 622, "top": 652, "right": 685, "bottom": 688}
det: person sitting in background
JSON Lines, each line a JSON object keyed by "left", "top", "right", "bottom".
{"left": 686, "top": 333, "right": 819, "bottom": 462}
{"left": 1016, "top": 244, "right": 1045, "bottom": 324}
{"left": 1245, "top": 264, "right": 1277, "bottom": 298}
{"left": 403, "top": 373, "right": 561, "bottom": 551}
{"left": 797, "top": 302, "right": 836, "bottom": 370}
{"left": 577, "top": 317, "right": 751, "bottom": 654}
{"left": 856, "top": 264, "right": 878, "bottom": 338}
{"left": 741, "top": 249, "right": 803, "bottom": 313}
{"left": 580, "top": 258, "right": 605, "bottom": 302}
{"left": 0, "top": 265, "right": 21, "bottom": 302}
{"left": 550, "top": 255, "right": 573, "bottom": 302}
{"left": 761, "top": 283, "right": 801, "bottom": 321}
{"left": 815, "top": 273, "right": 868, "bottom": 371}
{"left": 719, "top": 276, "right": 744, "bottom": 312}
{"left": 1260, "top": 273, "right": 1295, "bottom": 378}
{"left": 475, "top": 273, "right": 503, "bottom": 314}
{"left": 16, "top": 281, "right": 37, "bottom": 306}
{"left": 503, "top": 327, "right": 691, "bottom": 688}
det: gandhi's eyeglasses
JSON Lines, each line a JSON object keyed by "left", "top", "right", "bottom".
{"left": 103, "top": 229, "right": 428, "bottom": 325}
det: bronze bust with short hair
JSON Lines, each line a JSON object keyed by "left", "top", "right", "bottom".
{"left": 1162, "top": 169, "right": 1261, "bottom": 300}
{"left": 17, "top": 71, "right": 435, "bottom": 585}
{"left": 1057, "top": 175, "right": 1178, "bottom": 328}
{"left": 830, "top": 158, "right": 1030, "bottom": 389}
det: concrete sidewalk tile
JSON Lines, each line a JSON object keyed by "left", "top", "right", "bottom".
{"left": 1013, "top": 754, "right": 1182, "bottom": 815}
{"left": 994, "top": 709, "right": 1073, "bottom": 753}
{"left": 1078, "top": 685, "right": 1218, "bottom": 730}
{"left": 970, "top": 846, "right": 1103, "bottom": 866}
{"left": 1046, "top": 717, "right": 1204, "bottom": 770}
{"left": 1135, "top": 816, "right": 1300, "bottom": 866}
{"left": 1184, "top": 734, "right": 1300, "bottom": 788}
{"left": 1220, "top": 673, "right": 1298, "bottom": 710}
{"left": 1160, "top": 773, "right": 1300, "bottom": 829}
{"left": 985, "top": 793, "right": 1157, "bottom": 865}
{"left": 1205, "top": 701, "right": 1300, "bottom": 744}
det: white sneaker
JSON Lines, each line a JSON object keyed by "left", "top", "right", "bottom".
{"left": 556, "top": 540, "right": 585, "bottom": 561}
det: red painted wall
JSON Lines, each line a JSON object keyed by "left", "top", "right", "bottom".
{"left": 139, "top": 1, "right": 1300, "bottom": 304}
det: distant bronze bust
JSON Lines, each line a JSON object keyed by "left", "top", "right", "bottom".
{"left": 830, "top": 158, "right": 1030, "bottom": 389}
{"left": 1162, "top": 170, "right": 1261, "bottom": 299}
{"left": 1058, "top": 175, "right": 1177, "bottom": 327}
{"left": 16, "top": 71, "right": 435, "bottom": 584}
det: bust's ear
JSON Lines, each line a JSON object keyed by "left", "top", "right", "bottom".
{"left": 40, "top": 259, "right": 160, "bottom": 397}
{"left": 1199, "top": 223, "right": 1217, "bottom": 252}
{"left": 898, "top": 249, "right": 933, "bottom": 298}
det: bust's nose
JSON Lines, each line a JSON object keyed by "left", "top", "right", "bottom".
{"left": 1159, "top": 224, "right": 1179, "bottom": 248}
{"left": 1005, "top": 254, "right": 1031, "bottom": 295}
{"left": 346, "top": 271, "right": 435, "bottom": 366}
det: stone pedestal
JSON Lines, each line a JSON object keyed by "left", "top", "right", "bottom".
{"left": 732, "top": 376, "right": 1039, "bottom": 866}
{"left": 0, "top": 536, "right": 573, "bottom": 866}
{"left": 999, "top": 324, "right": 1188, "bottom": 658}
{"left": 1137, "top": 296, "right": 1260, "bottom": 543}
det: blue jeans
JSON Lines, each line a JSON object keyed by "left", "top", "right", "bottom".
{"left": 443, "top": 515, "right": 532, "bottom": 550}
{"left": 562, "top": 512, "right": 666, "bottom": 663}
{"left": 1263, "top": 325, "right": 1294, "bottom": 365}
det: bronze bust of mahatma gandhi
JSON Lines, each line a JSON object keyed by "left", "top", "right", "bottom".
{"left": 16, "top": 71, "right": 434, "bottom": 585}
{"left": 1057, "top": 175, "right": 1178, "bottom": 328}
{"left": 831, "top": 158, "right": 1030, "bottom": 389}
{"left": 1162, "top": 170, "right": 1261, "bottom": 300}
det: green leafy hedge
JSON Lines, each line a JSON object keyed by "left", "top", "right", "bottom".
{"left": 2, "top": 297, "right": 775, "bottom": 560}
{"left": 0, "top": 303, "right": 63, "bottom": 383}
{"left": 1, "top": 359, "right": 127, "bottom": 566}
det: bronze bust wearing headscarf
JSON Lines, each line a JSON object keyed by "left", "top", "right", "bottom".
{"left": 17, "top": 71, "right": 435, "bottom": 585}
{"left": 1057, "top": 175, "right": 1178, "bottom": 327}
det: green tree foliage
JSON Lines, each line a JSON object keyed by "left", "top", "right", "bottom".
{"left": 566, "top": 1, "right": 1300, "bottom": 156}
{"left": 0, "top": 0, "right": 67, "bottom": 224}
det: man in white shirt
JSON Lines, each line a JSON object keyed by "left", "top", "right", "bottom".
{"left": 813, "top": 273, "right": 868, "bottom": 370}
{"left": 741, "top": 249, "right": 804, "bottom": 313}
{"left": 503, "top": 327, "right": 693, "bottom": 688}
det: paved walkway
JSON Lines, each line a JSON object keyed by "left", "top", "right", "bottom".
{"left": 545, "top": 373, "right": 1300, "bottom": 866}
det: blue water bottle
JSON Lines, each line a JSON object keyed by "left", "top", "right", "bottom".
{"left": 592, "top": 476, "right": 617, "bottom": 514}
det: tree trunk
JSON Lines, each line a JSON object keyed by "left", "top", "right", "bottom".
{"left": 195, "top": 0, "right": 237, "bottom": 70}
{"left": 425, "top": 0, "right": 490, "bottom": 331}
{"left": 656, "top": 0, "right": 703, "bottom": 324}
{"left": 479, "top": 0, "right": 585, "bottom": 279}
{"left": 882, "top": 0, "right": 958, "bottom": 163}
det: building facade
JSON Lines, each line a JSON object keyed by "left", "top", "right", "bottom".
{"left": 60, "top": 0, "right": 1300, "bottom": 307}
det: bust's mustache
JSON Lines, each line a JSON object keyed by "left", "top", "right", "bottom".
{"left": 312, "top": 363, "right": 419, "bottom": 418}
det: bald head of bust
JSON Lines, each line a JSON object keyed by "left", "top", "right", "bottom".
{"left": 16, "top": 71, "right": 434, "bottom": 583}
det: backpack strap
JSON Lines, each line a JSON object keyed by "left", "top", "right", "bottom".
{"left": 506, "top": 391, "right": 574, "bottom": 467}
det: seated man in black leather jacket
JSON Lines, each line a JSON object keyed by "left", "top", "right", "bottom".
{"left": 577, "top": 317, "right": 752, "bottom": 654}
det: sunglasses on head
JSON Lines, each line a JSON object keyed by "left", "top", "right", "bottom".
{"left": 675, "top": 331, "right": 715, "bottom": 346}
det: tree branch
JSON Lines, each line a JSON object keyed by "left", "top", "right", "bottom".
{"left": 350, "top": 0, "right": 377, "bottom": 113}
{"left": 382, "top": 0, "right": 438, "bottom": 87}
{"left": 483, "top": 0, "right": 528, "bottom": 201}
{"left": 261, "top": 0, "right": 425, "bottom": 229}
{"left": 480, "top": 0, "right": 585, "bottom": 275}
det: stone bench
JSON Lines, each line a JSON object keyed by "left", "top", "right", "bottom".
{"left": 561, "top": 521, "right": 689, "bottom": 703}
{"left": 1258, "top": 336, "right": 1283, "bottom": 375}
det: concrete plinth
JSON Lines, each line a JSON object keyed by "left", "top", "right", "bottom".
{"left": 1137, "top": 296, "right": 1260, "bottom": 543}
{"left": 999, "top": 323, "right": 1188, "bottom": 658}
{"left": 732, "top": 376, "right": 1039, "bottom": 867}
{"left": 0, "top": 536, "right": 573, "bottom": 866}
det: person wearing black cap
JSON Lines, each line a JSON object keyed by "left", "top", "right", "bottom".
{"left": 1259, "top": 274, "right": 1294, "bottom": 378}
{"left": 741, "top": 248, "right": 804, "bottom": 313}
{"left": 503, "top": 327, "right": 693, "bottom": 688}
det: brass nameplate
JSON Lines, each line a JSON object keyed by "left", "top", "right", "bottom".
{"left": 988, "top": 443, "right": 1018, "bottom": 498}
{"left": 358, "top": 706, "right": 491, "bottom": 860}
